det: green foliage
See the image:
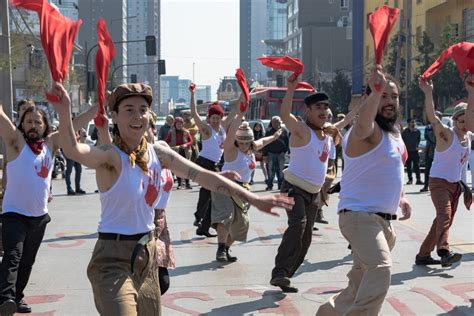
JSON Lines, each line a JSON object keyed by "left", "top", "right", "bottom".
{"left": 321, "top": 69, "right": 352, "bottom": 114}
{"left": 385, "top": 33, "right": 406, "bottom": 87}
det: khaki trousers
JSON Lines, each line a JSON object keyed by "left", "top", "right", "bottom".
{"left": 87, "top": 238, "right": 161, "bottom": 316}
{"left": 418, "top": 177, "right": 461, "bottom": 257}
{"left": 317, "top": 212, "right": 396, "bottom": 316}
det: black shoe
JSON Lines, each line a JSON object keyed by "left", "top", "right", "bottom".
{"left": 315, "top": 210, "right": 329, "bottom": 224}
{"left": 193, "top": 218, "right": 200, "bottom": 227}
{"left": 420, "top": 187, "right": 429, "bottom": 192}
{"left": 249, "top": 180, "right": 254, "bottom": 185}
{"left": 225, "top": 247, "right": 237, "bottom": 262}
{"left": 406, "top": 180, "right": 413, "bottom": 185}
{"left": 440, "top": 251, "right": 462, "bottom": 267}
{"left": 270, "top": 275, "right": 290, "bottom": 288}
{"left": 67, "top": 190, "right": 76, "bottom": 196}
{"left": 16, "top": 300, "right": 31, "bottom": 313}
{"left": 196, "top": 229, "right": 217, "bottom": 238}
{"left": 76, "top": 189, "right": 86, "bottom": 195}
{"left": 313, "top": 226, "right": 319, "bottom": 231}
{"left": 94, "top": 189, "right": 99, "bottom": 193}
{"left": 185, "top": 184, "right": 192, "bottom": 190}
{"left": 415, "top": 255, "right": 441, "bottom": 266}
{"left": 176, "top": 185, "right": 182, "bottom": 190}
{"left": 216, "top": 249, "right": 227, "bottom": 262}
{"left": 265, "top": 186, "right": 272, "bottom": 191}
{"left": 280, "top": 285, "right": 299, "bottom": 293}
{"left": 0, "top": 299, "right": 16, "bottom": 315}
{"left": 416, "top": 180, "right": 424, "bottom": 185}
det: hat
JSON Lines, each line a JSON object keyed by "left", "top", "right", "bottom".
{"left": 208, "top": 102, "right": 224, "bottom": 117}
{"left": 304, "top": 92, "right": 329, "bottom": 106}
{"left": 174, "top": 117, "right": 184, "bottom": 124}
{"left": 109, "top": 83, "right": 153, "bottom": 112}
{"left": 236, "top": 122, "right": 254, "bottom": 142}
{"left": 452, "top": 102, "right": 467, "bottom": 120}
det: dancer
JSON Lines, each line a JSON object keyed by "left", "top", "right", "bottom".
{"left": 50, "top": 82, "right": 293, "bottom": 315}
{"left": 415, "top": 76, "right": 473, "bottom": 267}
{"left": 317, "top": 66, "right": 411, "bottom": 315}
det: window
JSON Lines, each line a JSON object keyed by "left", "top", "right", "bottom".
{"left": 341, "top": 0, "right": 348, "bottom": 9}
{"left": 342, "top": 16, "right": 348, "bottom": 27}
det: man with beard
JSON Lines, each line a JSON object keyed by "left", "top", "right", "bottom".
{"left": 317, "top": 66, "right": 412, "bottom": 315}
{"left": 415, "top": 76, "right": 474, "bottom": 267}
{"left": 270, "top": 78, "right": 336, "bottom": 293}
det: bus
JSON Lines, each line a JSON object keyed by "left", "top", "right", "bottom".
{"left": 247, "top": 87, "right": 313, "bottom": 121}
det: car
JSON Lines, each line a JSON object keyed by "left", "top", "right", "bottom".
{"left": 85, "top": 120, "right": 113, "bottom": 146}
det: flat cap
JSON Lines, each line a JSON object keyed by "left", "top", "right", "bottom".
{"left": 109, "top": 83, "right": 153, "bottom": 112}
{"left": 304, "top": 92, "right": 329, "bottom": 106}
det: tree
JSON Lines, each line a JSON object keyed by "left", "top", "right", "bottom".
{"left": 321, "top": 69, "right": 352, "bottom": 114}
{"left": 385, "top": 32, "right": 406, "bottom": 87}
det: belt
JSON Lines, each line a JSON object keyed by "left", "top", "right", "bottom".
{"left": 339, "top": 209, "right": 397, "bottom": 220}
{"left": 98, "top": 232, "right": 150, "bottom": 241}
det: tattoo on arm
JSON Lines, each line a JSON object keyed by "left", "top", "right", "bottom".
{"left": 187, "top": 167, "right": 199, "bottom": 181}
{"left": 97, "top": 144, "right": 113, "bottom": 152}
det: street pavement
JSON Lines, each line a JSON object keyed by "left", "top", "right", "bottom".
{"left": 17, "top": 166, "right": 474, "bottom": 315}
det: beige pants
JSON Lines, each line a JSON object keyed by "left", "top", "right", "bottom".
{"left": 87, "top": 238, "right": 161, "bottom": 316}
{"left": 317, "top": 212, "right": 396, "bottom": 316}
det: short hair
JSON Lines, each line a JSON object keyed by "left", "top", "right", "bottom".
{"left": 16, "top": 99, "right": 35, "bottom": 112}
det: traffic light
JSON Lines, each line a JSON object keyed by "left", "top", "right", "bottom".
{"left": 145, "top": 35, "right": 156, "bottom": 56}
{"left": 131, "top": 74, "right": 137, "bottom": 83}
{"left": 158, "top": 59, "right": 166, "bottom": 75}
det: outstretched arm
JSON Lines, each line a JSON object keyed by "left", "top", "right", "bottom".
{"left": 254, "top": 129, "right": 282, "bottom": 150}
{"left": 334, "top": 97, "right": 364, "bottom": 131}
{"left": 71, "top": 104, "right": 98, "bottom": 131}
{"left": 465, "top": 74, "right": 474, "bottom": 133}
{"left": 221, "top": 97, "right": 241, "bottom": 131}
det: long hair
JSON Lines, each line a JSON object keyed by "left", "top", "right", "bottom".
{"left": 18, "top": 107, "right": 50, "bottom": 139}
{"left": 252, "top": 122, "right": 265, "bottom": 140}
{"left": 367, "top": 75, "right": 401, "bottom": 134}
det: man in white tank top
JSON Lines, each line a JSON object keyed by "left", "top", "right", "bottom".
{"left": 270, "top": 77, "right": 339, "bottom": 293}
{"left": 317, "top": 66, "right": 412, "bottom": 316}
{"left": 415, "top": 76, "right": 474, "bottom": 268}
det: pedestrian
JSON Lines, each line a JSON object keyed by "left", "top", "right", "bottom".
{"left": 317, "top": 66, "right": 412, "bottom": 315}
{"left": 213, "top": 110, "right": 282, "bottom": 262}
{"left": 250, "top": 121, "right": 267, "bottom": 184}
{"left": 0, "top": 105, "right": 63, "bottom": 315}
{"left": 158, "top": 115, "right": 174, "bottom": 141}
{"left": 165, "top": 117, "right": 193, "bottom": 189}
{"left": 263, "top": 116, "right": 289, "bottom": 191}
{"left": 402, "top": 118, "right": 423, "bottom": 185}
{"left": 49, "top": 81, "right": 293, "bottom": 316}
{"left": 182, "top": 110, "right": 200, "bottom": 162}
{"left": 420, "top": 111, "right": 442, "bottom": 192}
{"left": 64, "top": 129, "right": 86, "bottom": 195}
{"left": 415, "top": 76, "right": 473, "bottom": 267}
{"left": 270, "top": 78, "right": 336, "bottom": 293}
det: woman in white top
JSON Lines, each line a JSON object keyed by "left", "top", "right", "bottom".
{"left": 49, "top": 82, "right": 294, "bottom": 316}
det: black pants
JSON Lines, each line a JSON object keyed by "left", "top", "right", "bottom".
{"left": 272, "top": 181, "right": 318, "bottom": 279}
{"left": 0, "top": 212, "right": 50, "bottom": 303}
{"left": 406, "top": 151, "right": 421, "bottom": 181}
{"left": 194, "top": 156, "right": 219, "bottom": 231}
{"left": 424, "top": 156, "right": 433, "bottom": 185}
{"left": 176, "top": 148, "right": 190, "bottom": 187}
{"left": 65, "top": 158, "right": 82, "bottom": 192}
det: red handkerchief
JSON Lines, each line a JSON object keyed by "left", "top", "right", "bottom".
{"left": 296, "top": 81, "right": 315, "bottom": 92}
{"left": 368, "top": 5, "right": 400, "bottom": 65}
{"left": 257, "top": 55, "right": 304, "bottom": 76}
{"left": 235, "top": 68, "right": 250, "bottom": 112}
{"left": 422, "top": 42, "right": 474, "bottom": 80}
{"left": 94, "top": 18, "right": 116, "bottom": 127}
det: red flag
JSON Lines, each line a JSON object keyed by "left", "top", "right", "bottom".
{"left": 11, "top": 0, "right": 82, "bottom": 103}
{"left": 257, "top": 55, "right": 304, "bottom": 78}
{"left": 235, "top": 68, "right": 249, "bottom": 112}
{"left": 422, "top": 42, "right": 474, "bottom": 83}
{"left": 368, "top": 5, "right": 400, "bottom": 65}
{"left": 296, "top": 81, "right": 315, "bottom": 92}
{"left": 94, "top": 18, "right": 116, "bottom": 127}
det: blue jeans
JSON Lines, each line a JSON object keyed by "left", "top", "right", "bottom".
{"left": 65, "top": 158, "right": 82, "bottom": 192}
{"left": 266, "top": 152, "right": 285, "bottom": 189}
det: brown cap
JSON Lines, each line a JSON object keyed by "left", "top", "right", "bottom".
{"left": 452, "top": 102, "right": 467, "bottom": 120}
{"left": 108, "top": 83, "right": 153, "bottom": 112}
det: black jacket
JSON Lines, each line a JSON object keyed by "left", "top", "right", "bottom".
{"left": 402, "top": 127, "right": 420, "bottom": 152}
{"left": 262, "top": 127, "right": 289, "bottom": 155}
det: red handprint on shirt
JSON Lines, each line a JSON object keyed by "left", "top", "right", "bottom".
{"left": 35, "top": 157, "right": 51, "bottom": 178}
{"left": 248, "top": 156, "right": 256, "bottom": 170}
{"left": 318, "top": 143, "right": 329, "bottom": 162}
{"left": 144, "top": 169, "right": 160, "bottom": 207}
{"left": 161, "top": 169, "right": 174, "bottom": 193}
{"left": 461, "top": 151, "right": 469, "bottom": 165}
{"left": 397, "top": 144, "right": 408, "bottom": 164}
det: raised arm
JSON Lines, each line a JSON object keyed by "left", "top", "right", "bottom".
{"left": 465, "top": 74, "right": 474, "bottom": 133}
{"left": 71, "top": 104, "right": 98, "bottom": 131}
{"left": 221, "top": 98, "right": 241, "bottom": 132}
{"left": 155, "top": 143, "right": 294, "bottom": 215}
{"left": 96, "top": 113, "right": 113, "bottom": 145}
{"left": 0, "top": 103, "right": 20, "bottom": 145}
{"left": 418, "top": 77, "right": 450, "bottom": 138}
{"left": 49, "top": 82, "right": 115, "bottom": 169}
{"left": 254, "top": 129, "right": 282, "bottom": 150}
{"left": 351, "top": 66, "right": 386, "bottom": 141}
{"left": 334, "top": 97, "right": 364, "bottom": 131}
{"left": 189, "top": 86, "right": 210, "bottom": 137}
{"left": 280, "top": 77, "right": 303, "bottom": 137}
{"left": 223, "top": 110, "right": 244, "bottom": 152}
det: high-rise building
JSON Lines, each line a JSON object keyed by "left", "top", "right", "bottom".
{"left": 178, "top": 79, "right": 192, "bottom": 104}
{"left": 51, "top": 0, "right": 79, "bottom": 21}
{"left": 195, "top": 85, "right": 212, "bottom": 103}
{"left": 127, "top": 0, "right": 161, "bottom": 113}
{"left": 160, "top": 75, "right": 179, "bottom": 106}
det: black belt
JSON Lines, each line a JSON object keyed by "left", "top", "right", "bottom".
{"left": 98, "top": 232, "right": 150, "bottom": 241}
{"left": 339, "top": 209, "right": 397, "bottom": 220}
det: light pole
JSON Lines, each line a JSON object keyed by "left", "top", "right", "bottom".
{"left": 0, "top": 0, "right": 14, "bottom": 120}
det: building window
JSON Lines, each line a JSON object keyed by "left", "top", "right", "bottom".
{"left": 341, "top": 0, "right": 348, "bottom": 9}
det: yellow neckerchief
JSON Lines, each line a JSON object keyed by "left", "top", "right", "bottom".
{"left": 114, "top": 135, "right": 148, "bottom": 173}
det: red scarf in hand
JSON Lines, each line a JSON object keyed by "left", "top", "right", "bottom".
{"left": 368, "top": 5, "right": 400, "bottom": 65}
{"left": 10, "top": 0, "right": 82, "bottom": 103}
{"left": 258, "top": 55, "right": 304, "bottom": 81}
{"left": 95, "top": 18, "right": 116, "bottom": 127}
{"left": 296, "top": 81, "right": 315, "bottom": 92}
{"left": 235, "top": 68, "right": 250, "bottom": 112}
{"left": 26, "top": 139, "right": 45, "bottom": 155}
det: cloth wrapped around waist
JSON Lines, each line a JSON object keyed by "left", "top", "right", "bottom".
{"left": 283, "top": 168, "right": 321, "bottom": 194}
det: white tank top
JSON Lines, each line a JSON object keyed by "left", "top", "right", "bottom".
{"left": 99, "top": 144, "right": 162, "bottom": 234}
{"left": 430, "top": 129, "right": 472, "bottom": 183}
{"left": 329, "top": 137, "right": 336, "bottom": 160}
{"left": 222, "top": 150, "right": 256, "bottom": 183}
{"left": 155, "top": 169, "right": 173, "bottom": 210}
{"left": 287, "top": 129, "right": 330, "bottom": 187}
{"left": 3, "top": 144, "right": 53, "bottom": 217}
{"left": 338, "top": 130, "right": 407, "bottom": 215}
{"left": 199, "top": 124, "right": 226, "bottom": 163}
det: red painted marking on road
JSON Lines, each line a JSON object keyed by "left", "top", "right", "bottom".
{"left": 258, "top": 295, "right": 298, "bottom": 314}
{"left": 162, "top": 291, "right": 212, "bottom": 315}
{"left": 253, "top": 228, "right": 271, "bottom": 244}
{"left": 227, "top": 289, "right": 261, "bottom": 298}
{"left": 25, "top": 312, "right": 55, "bottom": 316}
{"left": 304, "top": 287, "right": 341, "bottom": 295}
{"left": 25, "top": 295, "right": 64, "bottom": 304}
{"left": 323, "top": 226, "right": 339, "bottom": 231}
{"left": 410, "top": 287, "right": 466, "bottom": 315}
{"left": 443, "top": 283, "right": 474, "bottom": 303}
{"left": 47, "top": 232, "right": 86, "bottom": 249}
{"left": 386, "top": 296, "right": 416, "bottom": 315}
{"left": 395, "top": 224, "right": 426, "bottom": 243}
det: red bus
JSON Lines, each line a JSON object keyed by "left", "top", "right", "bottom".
{"left": 247, "top": 87, "right": 313, "bottom": 121}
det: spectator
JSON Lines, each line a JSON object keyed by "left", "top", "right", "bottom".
{"left": 250, "top": 122, "right": 267, "bottom": 184}
{"left": 158, "top": 115, "right": 174, "bottom": 140}
{"left": 263, "top": 116, "right": 289, "bottom": 191}
{"left": 402, "top": 118, "right": 423, "bottom": 185}
{"left": 166, "top": 117, "right": 193, "bottom": 189}
{"left": 64, "top": 129, "right": 86, "bottom": 195}
{"left": 182, "top": 110, "right": 200, "bottom": 162}
{"left": 421, "top": 111, "right": 441, "bottom": 192}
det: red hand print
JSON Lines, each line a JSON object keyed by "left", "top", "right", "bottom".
{"left": 35, "top": 157, "right": 50, "bottom": 178}
{"left": 162, "top": 170, "right": 174, "bottom": 193}
{"left": 397, "top": 145, "right": 408, "bottom": 164}
{"left": 248, "top": 157, "right": 256, "bottom": 170}
{"left": 319, "top": 143, "right": 329, "bottom": 162}
{"left": 144, "top": 169, "right": 160, "bottom": 207}
{"left": 460, "top": 151, "right": 469, "bottom": 165}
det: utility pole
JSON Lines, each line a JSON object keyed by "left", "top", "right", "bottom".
{"left": 394, "top": 7, "right": 404, "bottom": 83}
{"left": 0, "top": 0, "right": 14, "bottom": 120}
{"left": 405, "top": 0, "right": 412, "bottom": 120}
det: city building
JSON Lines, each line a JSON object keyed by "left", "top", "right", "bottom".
{"left": 177, "top": 79, "right": 192, "bottom": 104}
{"left": 217, "top": 76, "right": 239, "bottom": 101}
{"left": 195, "top": 85, "right": 212, "bottom": 103}
{"left": 286, "top": 0, "right": 353, "bottom": 88}
{"left": 160, "top": 75, "right": 179, "bottom": 107}
{"left": 127, "top": 0, "right": 161, "bottom": 113}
